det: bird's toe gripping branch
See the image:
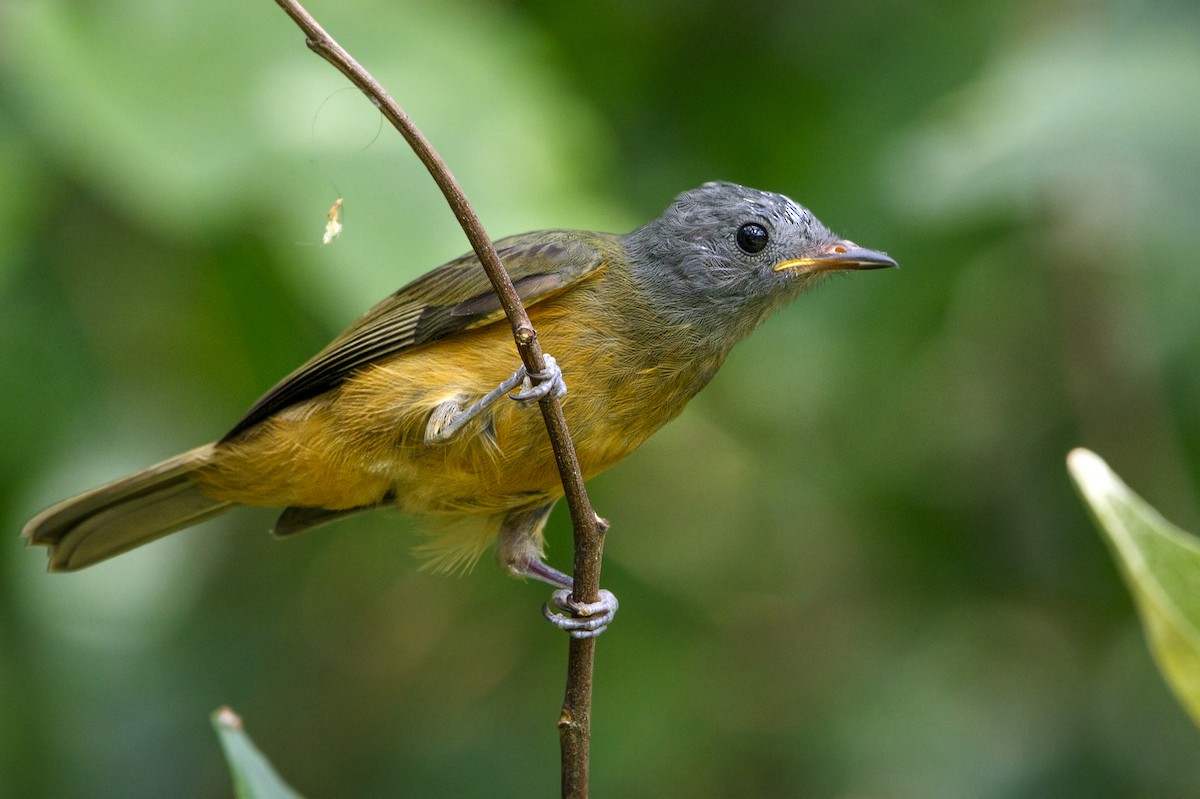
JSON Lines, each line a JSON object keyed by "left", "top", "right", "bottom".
{"left": 509, "top": 354, "right": 567, "bottom": 406}
{"left": 425, "top": 354, "right": 567, "bottom": 445}
{"left": 543, "top": 588, "right": 619, "bottom": 639}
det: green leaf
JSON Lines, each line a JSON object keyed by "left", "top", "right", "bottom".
{"left": 1068, "top": 448, "right": 1200, "bottom": 726}
{"left": 212, "top": 707, "right": 305, "bottom": 799}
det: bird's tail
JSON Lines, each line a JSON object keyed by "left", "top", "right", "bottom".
{"left": 22, "top": 443, "right": 235, "bottom": 572}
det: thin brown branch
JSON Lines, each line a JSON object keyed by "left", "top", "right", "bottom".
{"left": 271, "top": 3, "right": 605, "bottom": 797}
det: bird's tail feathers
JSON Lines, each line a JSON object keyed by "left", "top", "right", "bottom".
{"left": 22, "top": 443, "right": 234, "bottom": 571}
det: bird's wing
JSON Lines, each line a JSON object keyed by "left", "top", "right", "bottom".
{"left": 223, "top": 231, "right": 611, "bottom": 439}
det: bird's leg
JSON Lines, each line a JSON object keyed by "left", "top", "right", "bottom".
{"left": 424, "top": 354, "right": 567, "bottom": 445}
{"left": 497, "top": 502, "right": 618, "bottom": 639}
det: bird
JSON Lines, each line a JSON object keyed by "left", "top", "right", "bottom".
{"left": 22, "top": 181, "right": 896, "bottom": 636}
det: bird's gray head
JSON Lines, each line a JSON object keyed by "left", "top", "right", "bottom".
{"left": 623, "top": 181, "right": 895, "bottom": 352}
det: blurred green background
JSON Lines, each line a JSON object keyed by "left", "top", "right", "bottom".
{"left": 3, "top": 0, "right": 1200, "bottom": 796}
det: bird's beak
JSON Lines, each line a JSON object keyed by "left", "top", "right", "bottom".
{"left": 775, "top": 240, "right": 899, "bottom": 274}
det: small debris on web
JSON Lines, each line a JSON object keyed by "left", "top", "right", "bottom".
{"left": 323, "top": 197, "right": 344, "bottom": 244}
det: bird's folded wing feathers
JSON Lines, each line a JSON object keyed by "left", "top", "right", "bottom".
{"left": 223, "top": 231, "right": 611, "bottom": 439}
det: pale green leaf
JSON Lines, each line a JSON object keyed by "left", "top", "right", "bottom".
{"left": 1068, "top": 448, "right": 1200, "bottom": 726}
{"left": 212, "top": 707, "right": 304, "bottom": 799}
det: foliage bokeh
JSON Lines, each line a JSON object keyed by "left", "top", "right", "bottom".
{"left": 2, "top": 0, "right": 1200, "bottom": 796}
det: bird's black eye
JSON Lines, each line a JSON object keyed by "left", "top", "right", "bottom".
{"left": 736, "top": 222, "right": 769, "bottom": 254}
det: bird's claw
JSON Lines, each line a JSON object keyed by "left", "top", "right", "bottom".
{"left": 542, "top": 588, "right": 619, "bottom": 639}
{"left": 510, "top": 355, "right": 567, "bottom": 407}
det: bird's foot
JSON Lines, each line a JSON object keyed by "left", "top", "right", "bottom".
{"left": 425, "top": 355, "right": 566, "bottom": 445}
{"left": 509, "top": 354, "right": 567, "bottom": 407}
{"left": 511, "top": 554, "right": 618, "bottom": 639}
{"left": 542, "top": 588, "right": 619, "bottom": 639}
